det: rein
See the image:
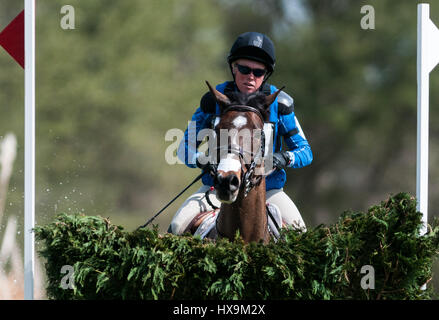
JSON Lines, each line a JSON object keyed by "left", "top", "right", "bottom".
{"left": 137, "top": 171, "right": 207, "bottom": 229}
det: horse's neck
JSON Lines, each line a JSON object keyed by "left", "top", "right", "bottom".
{"left": 218, "top": 179, "right": 268, "bottom": 243}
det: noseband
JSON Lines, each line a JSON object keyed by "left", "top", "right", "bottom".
{"left": 211, "top": 105, "right": 266, "bottom": 197}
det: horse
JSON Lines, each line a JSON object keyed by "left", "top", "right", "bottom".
{"left": 190, "top": 81, "right": 284, "bottom": 244}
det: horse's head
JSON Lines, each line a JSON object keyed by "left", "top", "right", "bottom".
{"left": 205, "top": 81, "right": 283, "bottom": 203}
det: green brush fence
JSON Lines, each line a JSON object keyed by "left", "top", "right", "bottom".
{"left": 35, "top": 192, "right": 439, "bottom": 300}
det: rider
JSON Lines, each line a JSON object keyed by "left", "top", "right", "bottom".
{"left": 169, "top": 32, "right": 313, "bottom": 235}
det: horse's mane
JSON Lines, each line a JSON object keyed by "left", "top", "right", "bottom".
{"left": 223, "top": 91, "right": 270, "bottom": 122}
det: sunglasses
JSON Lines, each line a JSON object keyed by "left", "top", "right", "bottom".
{"left": 236, "top": 64, "right": 267, "bottom": 78}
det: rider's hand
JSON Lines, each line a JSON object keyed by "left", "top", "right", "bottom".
{"left": 272, "top": 151, "right": 291, "bottom": 170}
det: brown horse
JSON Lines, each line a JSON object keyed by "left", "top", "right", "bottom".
{"left": 200, "top": 81, "right": 283, "bottom": 244}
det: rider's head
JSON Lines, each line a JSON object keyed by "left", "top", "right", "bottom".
{"left": 227, "top": 32, "right": 275, "bottom": 94}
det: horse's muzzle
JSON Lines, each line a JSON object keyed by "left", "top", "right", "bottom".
{"left": 214, "top": 173, "right": 240, "bottom": 203}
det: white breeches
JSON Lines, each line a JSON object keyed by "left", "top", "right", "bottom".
{"left": 169, "top": 185, "right": 306, "bottom": 235}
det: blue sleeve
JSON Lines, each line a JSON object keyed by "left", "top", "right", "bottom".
{"left": 277, "top": 112, "right": 313, "bottom": 168}
{"left": 177, "top": 107, "right": 212, "bottom": 168}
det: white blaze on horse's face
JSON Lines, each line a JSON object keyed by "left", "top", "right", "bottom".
{"left": 217, "top": 154, "right": 241, "bottom": 172}
{"left": 215, "top": 153, "right": 241, "bottom": 203}
{"left": 232, "top": 116, "right": 247, "bottom": 129}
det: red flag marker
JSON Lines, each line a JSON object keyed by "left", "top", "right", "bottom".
{"left": 0, "top": 10, "right": 24, "bottom": 68}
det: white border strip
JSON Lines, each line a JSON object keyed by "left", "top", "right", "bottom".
{"left": 24, "top": 0, "right": 36, "bottom": 300}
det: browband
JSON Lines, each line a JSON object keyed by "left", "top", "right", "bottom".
{"left": 221, "top": 105, "right": 265, "bottom": 123}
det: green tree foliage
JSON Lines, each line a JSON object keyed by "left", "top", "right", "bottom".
{"left": 35, "top": 193, "right": 439, "bottom": 299}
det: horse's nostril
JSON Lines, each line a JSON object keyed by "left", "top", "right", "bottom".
{"left": 215, "top": 174, "right": 239, "bottom": 192}
{"left": 228, "top": 175, "right": 239, "bottom": 192}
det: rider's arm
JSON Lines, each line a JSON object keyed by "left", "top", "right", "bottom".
{"left": 276, "top": 92, "right": 313, "bottom": 169}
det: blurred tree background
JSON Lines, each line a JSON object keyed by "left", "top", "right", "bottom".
{"left": 1, "top": 0, "right": 439, "bottom": 297}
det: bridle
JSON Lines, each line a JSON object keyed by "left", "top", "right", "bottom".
{"left": 208, "top": 104, "right": 279, "bottom": 241}
{"left": 209, "top": 105, "right": 266, "bottom": 198}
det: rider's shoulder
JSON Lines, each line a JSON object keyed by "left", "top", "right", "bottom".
{"left": 264, "top": 83, "right": 294, "bottom": 115}
{"left": 276, "top": 89, "right": 294, "bottom": 115}
{"left": 200, "top": 91, "right": 216, "bottom": 114}
{"left": 200, "top": 81, "right": 233, "bottom": 114}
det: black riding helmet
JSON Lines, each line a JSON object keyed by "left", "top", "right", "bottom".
{"left": 227, "top": 32, "right": 276, "bottom": 83}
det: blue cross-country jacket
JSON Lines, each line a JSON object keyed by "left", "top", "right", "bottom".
{"left": 177, "top": 81, "right": 313, "bottom": 191}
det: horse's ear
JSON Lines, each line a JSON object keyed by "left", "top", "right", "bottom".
{"left": 265, "top": 86, "right": 285, "bottom": 107}
{"left": 206, "top": 80, "right": 231, "bottom": 109}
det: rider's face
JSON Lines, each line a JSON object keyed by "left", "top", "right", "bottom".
{"left": 232, "top": 59, "right": 267, "bottom": 94}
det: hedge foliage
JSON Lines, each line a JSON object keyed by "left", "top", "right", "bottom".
{"left": 35, "top": 192, "right": 439, "bottom": 300}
